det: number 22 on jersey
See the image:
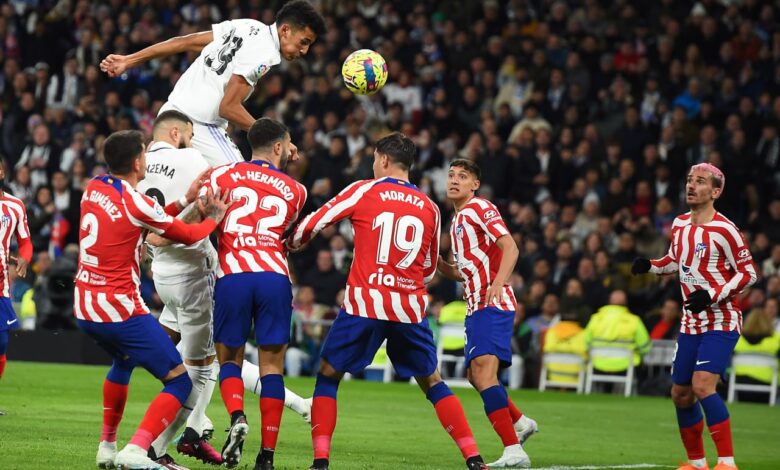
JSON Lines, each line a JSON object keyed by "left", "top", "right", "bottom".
{"left": 224, "top": 187, "right": 288, "bottom": 246}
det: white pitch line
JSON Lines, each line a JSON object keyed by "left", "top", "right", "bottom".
{"left": 532, "top": 464, "right": 673, "bottom": 470}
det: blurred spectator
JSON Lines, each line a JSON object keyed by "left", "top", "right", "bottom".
{"left": 646, "top": 299, "right": 682, "bottom": 341}
{"left": 288, "top": 286, "right": 333, "bottom": 377}
{"left": 301, "top": 249, "right": 347, "bottom": 307}
{"left": 584, "top": 290, "right": 651, "bottom": 373}
{"left": 732, "top": 310, "right": 780, "bottom": 402}
{"left": 542, "top": 310, "right": 587, "bottom": 386}
{"left": 16, "top": 124, "right": 59, "bottom": 189}
{"left": 8, "top": 164, "right": 33, "bottom": 205}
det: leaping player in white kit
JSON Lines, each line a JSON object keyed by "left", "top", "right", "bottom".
{"left": 138, "top": 111, "right": 312, "bottom": 467}
{"left": 100, "top": 0, "right": 326, "bottom": 167}
{"left": 100, "top": 0, "right": 324, "bottom": 447}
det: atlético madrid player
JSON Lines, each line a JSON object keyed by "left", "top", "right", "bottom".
{"left": 203, "top": 118, "right": 307, "bottom": 470}
{"left": 437, "top": 159, "right": 538, "bottom": 469}
{"left": 632, "top": 163, "right": 758, "bottom": 470}
{"left": 76, "top": 130, "right": 229, "bottom": 470}
{"left": 0, "top": 163, "right": 32, "bottom": 388}
{"left": 288, "top": 133, "right": 490, "bottom": 470}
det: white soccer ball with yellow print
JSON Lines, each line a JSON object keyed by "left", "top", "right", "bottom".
{"left": 341, "top": 49, "right": 388, "bottom": 96}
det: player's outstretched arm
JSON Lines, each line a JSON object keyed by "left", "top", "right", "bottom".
{"left": 632, "top": 253, "right": 678, "bottom": 275}
{"left": 484, "top": 234, "right": 519, "bottom": 305}
{"left": 146, "top": 206, "right": 204, "bottom": 247}
{"left": 219, "top": 75, "right": 257, "bottom": 131}
{"left": 286, "top": 180, "right": 371, "bottom": 251}
{"left": 100, "top": 31, "right": 213, "bottom": 77}
{"left": 162, "top": 189, "right": 231, "bottom": 245}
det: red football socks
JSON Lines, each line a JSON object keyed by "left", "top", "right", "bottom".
{"left": 260, "top": 397, "right": 284, "bottom": 450}
{"left": 488, "top": 407, "right": 520, "bottom": 446}
{"left": 311, "top": 396, "right": 337, "bottom": 459}
{"left": 507, "top": 397, "right": 523, "bottom": 423}
{"left": 128, "top": 392, "right": 182, "bottom": 450}
{"left": 679, "top": 420, "right": 706, "bottom": 461}
{"left": 101, "top": 379, "right": 129, "bottom": 442}
{"left": 433, "top": 395, "right": 480, "bottom": 459}
{"left": 220, "top": 377, "right": 244, "bottom": 416}
{"left": 709, "top": 418, "right": 734, "bottom": 458}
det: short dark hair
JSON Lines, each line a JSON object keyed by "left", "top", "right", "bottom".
{"left": 449, "top": 158, "right": 481, "bottom": 180}
{"left": 375, "top": 132, "right": 415, "bottom": 171}
{"left": 276, "top": 0, "right": 326, "bottom": 37}
{"left": 103, "top": 130, "right": 144, "bottom": 175}
{"left": 153, "top": 110, "right": 192, "bottom": 134}
{"left": 248, "top": 118, "right": 289, "bottom": 153}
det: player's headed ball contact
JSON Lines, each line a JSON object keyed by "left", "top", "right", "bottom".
{"left": 342, "top": 49, "right": 388, "bottom": 96}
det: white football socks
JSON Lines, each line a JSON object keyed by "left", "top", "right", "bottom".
{"left": 185, "top": 362, "right": 218, "bottom": 436}
{"left": 241, "top": 359, "right": 309, "bottom": 415}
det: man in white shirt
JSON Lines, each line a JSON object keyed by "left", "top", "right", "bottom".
{"left": 139, "top": 111, "right": 311, "bottom": 468}
{"left": 138, "top": 110, "right": 223, "bottom": 467}
{"left": 100, "top": 0, "right": 326, "bottom": 167}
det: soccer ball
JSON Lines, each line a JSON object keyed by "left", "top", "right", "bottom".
{"left": 341, "top": 49, "right": 388, "bottom": 96}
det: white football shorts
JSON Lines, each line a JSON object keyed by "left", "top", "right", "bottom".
{"left": 159, "top": 101, "right": 243, "bottom": 167}
{"left": 156, "top": 271, "right": 216, "bottom": 361}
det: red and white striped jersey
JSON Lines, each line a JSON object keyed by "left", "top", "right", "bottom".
{"left": 650, "top": 212, "right": 758, "bottom": 334}
{"left": 0, "top": 194, "right": 31, "bottom": 298}
{"left": 206, "top": 160, "right": 306, "bottom": 278}
{"left": 75, "top": 176, "right": 177, "bottom": 322}
{"left": 288, "top": 177, "right": 440, "bottom": 324}
{"left": 450, "top": 197, "right": 517, "bottom": 314}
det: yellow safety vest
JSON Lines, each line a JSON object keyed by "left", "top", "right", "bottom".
{"left": 733, "top": 334, "right": 780, "bottom": 384}
{"left": 584, "top": 305, "right": 650, "bottom": 372}
{"left": 20, "top": 289, "right": 36, "bottom": 319}
{"left": 543, "top": 321, "right": 587, "bottom": 383}
{"left": 439, "top": 301, "right": 467, "bottom": 351}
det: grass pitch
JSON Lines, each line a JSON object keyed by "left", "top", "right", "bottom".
{"left": 0, "top": 362, "right": 777, "bottom": 469}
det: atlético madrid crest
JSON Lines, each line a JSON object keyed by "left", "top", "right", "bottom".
{"left": 455, "top": 224, "right": 464, "bottom": 239}
{"left": 694, "top": 242, "right": 708, "bottom": 258}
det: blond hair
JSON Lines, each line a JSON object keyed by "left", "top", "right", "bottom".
{"left": 742, "top": 310, "right": 773, "bottom": 337}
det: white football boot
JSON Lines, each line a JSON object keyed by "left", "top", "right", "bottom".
{"left": 487, "top": 444, "right": 531, "bottom": 468}
{"left": 514, "top": 415, "right": 538, "bottom": 444}
{"left": 114, "top": 444, "right": 165, "bottom": 470}
{"left": 96, "top": 441, "right": 117, "bottom": 469}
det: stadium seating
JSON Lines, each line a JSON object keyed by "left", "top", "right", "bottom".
{"left": 539, "top": 352, "right": 585, "bottom": 393}
{"left": 436, "top": 323, "right": 469, "bottom": 388}
{"left": 585, "top": 347, "right": 636, "bottom": 397}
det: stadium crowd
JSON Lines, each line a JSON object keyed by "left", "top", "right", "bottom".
{"left": 1, "top": 0, "right": 779, "bottom": 385}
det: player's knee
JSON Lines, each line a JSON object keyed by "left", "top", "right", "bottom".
{"left": 671, "top": 385, "right": 695, "bottom": 407}
{"left": 162, "top": 372, "right": 193, "bottom": 405}
{"left": 691, "top": 380, "right": 716, "bottom": 400}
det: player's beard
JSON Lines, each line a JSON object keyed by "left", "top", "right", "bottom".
{"left": 279, "top": 148, "right": 290, "bottom": 170}
{"left": 177, "top": 136, "right": 187, "bottom": 149}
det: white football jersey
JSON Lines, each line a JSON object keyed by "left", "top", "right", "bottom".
{"left": 137, "top": 141, "right": 217, "bottom": 282}
{"left": 167, "top": 19, "right": 282, "bottom": 127}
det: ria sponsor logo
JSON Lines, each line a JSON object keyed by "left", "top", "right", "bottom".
{"left": 368, "top": 267, "right": 396, "bottom": 287}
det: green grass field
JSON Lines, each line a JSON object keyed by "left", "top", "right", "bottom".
{"left": 0, "top": 362, "right": 777, "bottom": 470}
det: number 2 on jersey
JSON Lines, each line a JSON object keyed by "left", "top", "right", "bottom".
{"left": 372, "top": 212, "right": 424, "bottom": 269}
{"left": 224, "top": 187, "right": 288, "bottom": 237}
{"left": 80, "top": 213, "right": 99, "bottom": 267}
